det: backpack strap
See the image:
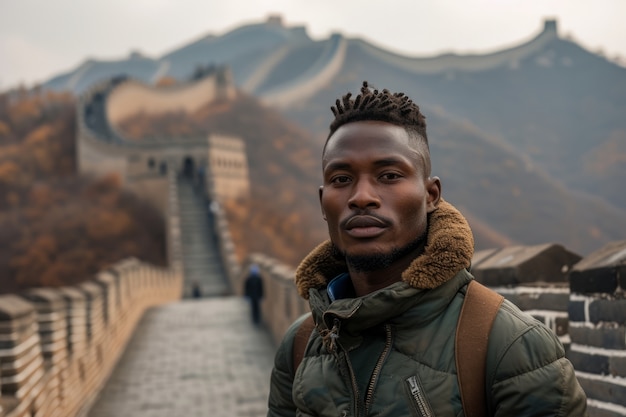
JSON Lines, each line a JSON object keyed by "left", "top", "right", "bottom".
{"left": 292, "top": 314, "right": 315, "bottom": 374}
{"left": 455, "top": 280, "right": 504, "bottom": 417}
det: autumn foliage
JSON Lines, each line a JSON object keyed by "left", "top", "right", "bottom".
{"left": 0, "top": 88, "right": 166, "bottom": 294}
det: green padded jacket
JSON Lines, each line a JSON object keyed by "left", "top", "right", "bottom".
{"left": 267, "top": 200, "right": 588, "bottom": 416}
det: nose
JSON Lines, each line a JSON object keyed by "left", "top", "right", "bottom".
{"left": 348, "top": 178, "right": 380, "bottom": 209}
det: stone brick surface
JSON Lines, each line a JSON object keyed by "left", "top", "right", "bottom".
{"left": 570, "top": 240, "right": 626, "bottom": 295}
{"left": 570, "top": 267, "right": 621, "bottom": 294}
{"left": 568, "top": 349, "right": 609, "bottom": 375}
{"left": 524, "top": 312, "right": 568, "bottom": 337}
{"left": 589, "top": 299, "right": 626, "bottom": 324}
{"left": 609, "top": 356, "right": 626, "bottom": 378}
{"left": 558, "top": 316, "right": 569, "bottom": 336}
{"left": 472, "top": 243, "right": 580, "bottom": 287}
{"left": 502, "top": 291, "right": 569, "bottom": 312}
{"left": 470, "top": 248, "right": 499, "bottom": 269}
{"left": 569, "top": 325, "right": 626, "bottom": 349}
{"left": 577, "top": 373, "right": 626, "bottom": 407}
{"left": 86, "top": 297, "right": 275, "bottom": 417}
{"left": 568, "top": 300, "right": 586, "bottom": 323}
{"left": 553, "top": 316, "right": 569, "bottom": 337}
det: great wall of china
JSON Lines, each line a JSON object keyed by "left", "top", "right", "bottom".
{"left": 47, "top": 17, "right": 566, "bottom": 110}
{"left": 244, "top": 20, "right": 562, "bottom": 109}
{"left": 1, "top": 53, "right": 626, "bottom": 416}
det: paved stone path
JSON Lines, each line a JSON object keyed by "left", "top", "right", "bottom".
{"left": 87, "top": 297, "right": 276, "bottom": 417}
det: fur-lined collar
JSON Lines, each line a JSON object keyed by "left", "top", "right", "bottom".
{"left": 295, "top": 199, "right": 474, "bottom": 299}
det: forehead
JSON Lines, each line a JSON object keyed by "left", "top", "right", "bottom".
{"left": 323, "top": 121, "right": 420, "bottom": 166}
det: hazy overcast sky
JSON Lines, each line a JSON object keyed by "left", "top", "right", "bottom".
{"left": 1, "top": 0, "right": 625, "bottom": 89}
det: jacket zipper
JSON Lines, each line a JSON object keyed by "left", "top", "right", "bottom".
{"left": 406, "top": 375, "right": 434, "bottom": 417}
{"left": 329, "top": 318, "right": 363, "bottom": 417}
{"left": 343, "top": 348, "right": 364, "bottom": 417}
{"left": 364, "top": 324, "right": 393, "bottom": 415}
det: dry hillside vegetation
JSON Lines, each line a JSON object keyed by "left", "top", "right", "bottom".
{"left": 0, "top": 88, "right": 166, "bottom": 294}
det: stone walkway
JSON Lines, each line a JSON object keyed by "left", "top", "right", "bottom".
{"left": 86, "top": 297, "right": 276, "bottom": 417}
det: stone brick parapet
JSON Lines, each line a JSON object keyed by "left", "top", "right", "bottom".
{"left": 208, "top": 194, "right": 243, "bottom": 287}
{"left": 471, "top": 243, "right": 581, "bottom": 287}
{"left": 0, "top": 260, "right": 182, "bottom": 417}
{"left": 471, "top": 243, "right": 582, "bottom": 349}
{"left": 0, "top": 296, "right": 44, "bottom": 417}
{"left": 567, "top": 240, "right": 626, "bottom": 416}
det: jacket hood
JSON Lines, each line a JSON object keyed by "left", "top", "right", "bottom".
{"left": 295, "top": 199, "right": 474, "bottom": 299}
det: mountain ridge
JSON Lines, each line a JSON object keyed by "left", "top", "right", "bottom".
{"left": 42, "top": 18, "right": 569, "bottom": 95}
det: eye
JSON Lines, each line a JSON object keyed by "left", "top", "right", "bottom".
{"left": 380, "top": 172, "right": 402, "bottom": 181}
{"left": 330, "top": 175, "right": 351, "bottom": 185}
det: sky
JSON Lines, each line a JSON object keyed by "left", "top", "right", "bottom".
{"left": 1, "top": 0, "right": 625, "bottom": 89}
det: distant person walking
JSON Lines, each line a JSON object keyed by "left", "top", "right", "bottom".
{"left": 191, "top": 281, "right": 202, "bottom": 299}
{"left": 195, "top": 165, "right": 206, "bottom": 192}
{"left": 244, "top": 264, "right": 264, "bottom": 325}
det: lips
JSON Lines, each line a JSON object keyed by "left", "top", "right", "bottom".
{"left": 344, "top": 215, "right": 388, "bottom": 229}
{"left": 343, "top": 215, "right": 388, "bottom": 238}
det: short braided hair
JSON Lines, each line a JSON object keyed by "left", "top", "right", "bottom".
{"left": 329, "top": 81, "right": 428, "bottom": 141}
{"left": 326, "top": 81, "right": 432, "bottom": 175}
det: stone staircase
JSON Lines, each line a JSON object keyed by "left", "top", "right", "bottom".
{"left": 176, "top": 176, "right": 231, "bottom": 297}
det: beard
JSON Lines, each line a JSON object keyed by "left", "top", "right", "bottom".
{"left": 330, "top": 231, "right": 427, "bottom": 273}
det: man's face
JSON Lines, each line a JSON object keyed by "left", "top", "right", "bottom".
{"left": 320, "top": 120, "right": 440, "bottom": 268}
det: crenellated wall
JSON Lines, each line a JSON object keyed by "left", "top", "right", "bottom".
{"left": 106, "top": 69, "right": 236, "bottom": 126}
{"left": 568, "top": 241, "right": 626, "bottom": 417}
{"left": 205, "top": 135, "right": 250, "bottom": 201}
{"left": 470, "top": 243, "right": 582, "bottom": 351}
{"left": 0, "top": 259, "right": 182, "bottom": 417}
{"left": 0, "top": 169, "right": 185, "bottom": 417}
{"left": 76, "top": 71, "right": 250, "bottom": 215}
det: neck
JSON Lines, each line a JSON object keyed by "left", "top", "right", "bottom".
{"left": 348, "top": 248, "right": 423, "bottom": 297}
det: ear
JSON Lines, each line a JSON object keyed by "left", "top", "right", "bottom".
{"left": 319, "top": 186, "right": 327, "bottom": 220}
{"left": 426, "top": 176, "right": 442, "bottom": 213}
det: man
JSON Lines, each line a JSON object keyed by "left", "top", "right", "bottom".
{"left": 267, "top": 81, "right": 588, "bottom": 416}
{"left": 244, "top": 263, "right": 264, "bottom": 325}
